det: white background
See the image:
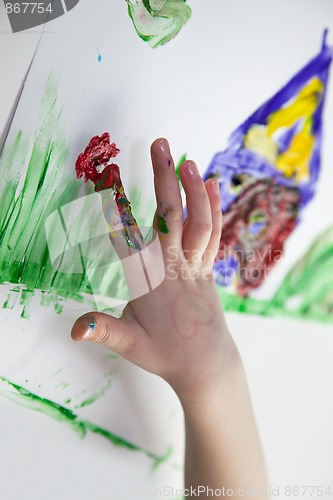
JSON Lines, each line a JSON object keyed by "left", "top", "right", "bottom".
{"left": 0, "top": 1, "right": 333, "bottom": 499}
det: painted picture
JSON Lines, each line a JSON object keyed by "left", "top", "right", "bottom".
{"left": 1, "top": 1, "right": 333, "bottom": 498}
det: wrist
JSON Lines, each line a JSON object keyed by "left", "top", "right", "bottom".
{"left": 175, "top": 339, "right": 243, "bottom": 414}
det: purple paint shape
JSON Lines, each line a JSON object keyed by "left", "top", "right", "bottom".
{"left": 201, "top": 31, "right": 333, "bottom": 294}
{"left": 204, "top": 31, "right": 332, "bottom": 212}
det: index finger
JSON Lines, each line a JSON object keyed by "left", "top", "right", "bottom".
{"left": 150, "top": 138, "right": 184, "bottom": 250}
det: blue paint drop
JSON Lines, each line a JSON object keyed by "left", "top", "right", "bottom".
{"left": 89, "top": 321, "right": 96, "bottom": 331}
{"left": 98, "top": 54, "right": 102, "bottom": 63}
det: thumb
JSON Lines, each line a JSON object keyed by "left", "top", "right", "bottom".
{"left": 71, "top": 312, "right": 146, "bottom": 361}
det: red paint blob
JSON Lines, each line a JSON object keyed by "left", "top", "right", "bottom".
{"left": 75, "top": 132, "right": 120, "bottom": 184}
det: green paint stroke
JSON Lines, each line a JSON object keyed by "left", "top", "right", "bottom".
{"left": 175, "top": 152, "right": 186, "bottom": 188}
{"left": 0, "top": 375, "right": 171, "bottom": 469}
{"left": 219, "top": 224, "right": 333, "bottom": 324}
{"left": 126, "top": 0, "right": 191, "bottom": 48}
{"left": 272, "top": 224, "right": 333, "bottom": 322}
{"left": 157, "top": 214, "right": 169, "bottom": 234}
{"left": 76, "top": 379, "right": 113, "bottom": 409}
{"left": 0, "top": 77, "right": 131, "bottom": 317}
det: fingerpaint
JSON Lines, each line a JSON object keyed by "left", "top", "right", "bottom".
{"left": 76, "top": 379, "right": 112, "bottom": 409}
{"left": 216, "top": 180, "right": 299, "bottom": 296}
{"left": 157, "top": 214, "right": 169, "bottom": 234}
{"left": 273, "top": 224, "right": 333, "bottom": 322}
{"left": 55, "top": 381, "right": 69, "bottom": 390}
{"left": 217, "top": 225, "right": 333, "bottom": 324}
{"left": 0, "top": 80, "right": 85, "bottom": 315}
{"left": 203, "top": 32, "right": 332, "bottom": 296}
{"left": 175, "top": 153, "right": 186, "bottom": 187}
{"left": 0, "top": 80, "right": 131, "bottom": 317}
{"left": 0, "top": 375, "right": 171, "bottom": 468}
{"left": 75, "top": 133, "right": 144, "bottom": 251}
{"left": 126, "top": 0, "right": 192, "bottom": 48}
{"left": 51, "top": 368, "right": 62, "bottom": 378}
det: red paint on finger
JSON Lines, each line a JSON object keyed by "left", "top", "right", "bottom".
{"left": 75, "top": 133, "right": 144, "bottom": 250}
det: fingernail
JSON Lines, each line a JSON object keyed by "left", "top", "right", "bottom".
{"left": 71, "top": 315, "right": 96, "bottom": 342}
{"left": 210, "top": 179, "right": 220, "bottom": 192}
{"left": 184, "top": 161, "right": 199, "bottom": 177}
{"left": 157, "top": 138, "right": 170, "bottom": 155}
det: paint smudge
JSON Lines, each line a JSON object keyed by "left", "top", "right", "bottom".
{"left": 216, "top": 180, "right": 300, "bottom": 296}
{"left": 0, "top": 375, "right": 172, "bottom": 468}
{"left": 98, "top": 54, "right": 102, "bottom": 63}
{"left": 2, "top": 287, "right": 20, "bottom": 310}
{"left": 157, "top": 214, "right": 169, "bottom": 234}
{"left": 75, "top": 378, "right": 112, "bottom": 409}
{"left": 175, "top": 152, "right": 187, "bottom": 187}
{"left": 56, "top": 381, "right": 69, "bottom": 390}
{"left": 51, "top": 368, "right": 62, "bottom": 378}
{"left": 273, "top": 224, "right": 333, "bottom": 321}
{"left": 126, "top": 0, "right": 191, "bottom": 48}
{"left": 216, "top": 223, "right": 333, "bottom": 324}
{"left": 203, "top": 32, "right": 332, "bottom": 296}
{"left": 0, "top": 79, "right": 132, "bottom": 318}
{"left": 75, "top": 133, "right": 144, "bottom": 251}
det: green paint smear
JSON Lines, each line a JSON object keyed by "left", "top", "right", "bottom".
{"left": 2, "top": 288, "right": 20, "bottom": 310}
{"left": 0, "top": 76, "right": 132, "bottom": 317}
{"left": 126, "top": 0, "right": 191, "bottom": 48}
{"left": 157, "top": 214, "right": 169, "bottom": 234}
{"left": 272, "top": 225, "right": 333, "bottom": 321}
{"left": 76, "top": 379, "right": 112, "bottom": 409}
{"left": 51, "top": 368, "right": 62, "bottom": 378}
{"left": 56, "top": 381, "right": 69, "bottom": 390}
{"left": 175, "top": 152, "right": 186, "bottom": 190}
{"left": 0, "top": 375, "right": 171, "bottom": 469}
{"left": 220, "top": 225, "right": 333, "bottom": 324}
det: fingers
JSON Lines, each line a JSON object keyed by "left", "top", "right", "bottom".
{"left": 151, "top": 138, "right": 184, "bottom": 249}
{"left": 202, "top": 179, "right": 223, "bottom": 268}
{"left": 179, "top": 161, "right": 213, "bottom": 262}
{"left": 71, "top": 311, "right": 147, "bottom": 363}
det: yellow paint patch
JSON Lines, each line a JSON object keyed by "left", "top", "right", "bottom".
{"left": 244, "top": 125, "right": 278, "bottom": 164}
{"left": 276, "top": 130, "right": 315, "bottom": 180}
{"left": 267, "top": 78, "right": 323, "bottom": 136}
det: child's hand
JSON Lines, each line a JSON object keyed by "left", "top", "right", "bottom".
{"left": 71, "top": 138, "right": 236, "bottom": 401}
{"left": 71, "top": 139, "right": 268, "bottom": 495}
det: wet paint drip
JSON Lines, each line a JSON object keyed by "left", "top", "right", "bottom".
{"left": 157, "top": 214, "right": 169, "bottom": 234}
{"left": 75, "top": 133, "right": 144, "bottom": 251}
{"left": 0, "top": 375, "right": 171, "bottom": 469}
{"left": 126, "top": 0, "right": 192, "bottom": 48}
{"left": 203, "top": 32, "right": 332, "bottom": 295}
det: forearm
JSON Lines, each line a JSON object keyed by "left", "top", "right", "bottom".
{"left": 179, "top": 346, "right": 269, "bottom": 499}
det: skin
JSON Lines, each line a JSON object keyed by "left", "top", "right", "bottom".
{"left": 71, "top": 138, "right": 269, "bottom": 498}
